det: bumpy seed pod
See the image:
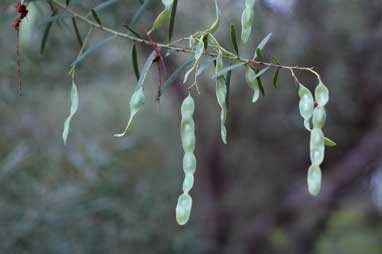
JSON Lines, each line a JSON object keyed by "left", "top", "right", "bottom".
{"left": 241, "top": 0, "right": 255, "bottom": 43}
{"left": 312, "top": 106, "right": 326, "bottom": 128}
{"left": 307, "top": 164, "right": 322, "bottom": 196}
{"left": 215, "top": 50, "right": 228, "bottom": 144}
{"left": 176, "top": 94, "right": 196, "bottom": 225}
{"left": 245, "top": 67, "right": 260, "bottom": 103}
{"left": 315, "top": 81, "right": 329, "bottom": 107}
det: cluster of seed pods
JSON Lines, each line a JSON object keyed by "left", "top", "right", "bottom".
{"left": 176, "top": 94, "right": 196, "bottom": 225}
{"left": 298, "top": 81, "right": 329, "bottom": 196}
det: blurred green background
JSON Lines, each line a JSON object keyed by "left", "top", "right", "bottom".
{"left": 0, "top": 0, "right": 381, "bottom": 253}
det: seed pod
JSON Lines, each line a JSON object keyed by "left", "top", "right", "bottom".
{"left": 307, "top": 164, "right": 322, "bottom": 196}
{"left": 176, "top": 193, "right": 193, "bottom": 225}
{"left": 310, "top": 128, "right": 324, "bottom": 148}
{"left": 298, "top": 84, "right": 314, "bottom": 120}
{"left": 241, "top": 0, "right": 255, "bottom": 43}
{"left": 312, "top": 106, "right": 326, "bottom": 128}
{"left": 182, "top": 173, "right": 194, "bottom": 193}
{"left": 183, "top": 152, "right": 196, "bottom": 174}
{"left": 315, "top": 81, "right": 329, "bottom": 107}
{"left": 245, "top": 67, "right": 260, "bottom": 103}
{"left": 310, "top": 145, "right": 325, "bottom": 166}
{"left": 215, "top": 50, "right": 228, "bottom": 144}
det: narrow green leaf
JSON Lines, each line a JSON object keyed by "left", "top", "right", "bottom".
{"left": 132, "top": 44, "right": 140, "bottom": 81}
{"left": 324, "top": 137, "right": 336, "bottom": 147}
{"left": 272, "top": 68, "right": 279, "bottom": 88}
{"left": 131, "top": 0, "right": 150, "bottom": 26}
{"left": 256, "top": 48, "right": 263, "bottom": 61}
{"left": 225, "top": 70, "right": 231, "bottom": 111}
{"left": 40, "top": 18, "right": 54, "bottom": 55}
{"left": 271, "top": 56, "right": 281, "bottom": 65}
{"left": 66, "top": 0, "right": 71, "bottom": 6}
{"left": 195, "top": 57, "right": 216, "bottom": 77}
{"left": 253, "top": 68, "right": 265, "bottom": 96}
{"left": 135, "top": 50, "right": 157, "bottom": 90}
{"left": 253, "top": 33, "right": 272, "bottom": 60}
{"left": 212, "top": 62, "right": 246, "bottom": 79}
{"left": 123, "top": 24, "right": 142, "bottom": 39}
{"left": 160, "top": 60, "right": 193, "bottom": 97}
{"left": 62, "top": 81, "right": 79, "bottom": 144}
{"left": 94, "top": 0, "right": 120, "bottom": 12}
{"left": 149, "top": 8, "right": 170, "bottom": 34}
{"left": 71, "top": 18, "right": 83, "bottom": 47}
{"left": 71, "top": 36, "right": 116, "bottom": 67}
{"left": 230, "top": 23, "right": 239, "bottom": 56}
{"left": 91, "top": 9, "right": 103, "bottom": 26}
{"left": 168, "top": 0, "right": 178, "bottom": 42}
{"left": 254, "top": 66, "right": 271, "bottom": 79}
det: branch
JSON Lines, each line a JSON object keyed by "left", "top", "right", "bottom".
{"left": 51, "top": 0, "right": 319, "bottom": 80}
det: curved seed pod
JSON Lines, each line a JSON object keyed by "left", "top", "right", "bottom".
{"left": 114, "top": 87, "right": 145, "bottom": 137}
{"left": 298, "top": 84, "right": 314, "bottom": 120}
{"left": 310, "top": 145, "right": 325, "bottom": 166}
{"left": 307, "top": 164, "right": 322, "bottom": 196}
{"left": 183, "top": 152, "right": 196, "bottom": 174}
{"left": 315, "top": 81, "right": 329, "bottom": 107}
{"left": 245, "top": 67, "right": 260, "bottom": 103}
{"left": 176, "top": 193, "right": 193, "bottom": 225}
{"left": 312, "top": 106, "right": 326, "bottom": 128}
{"left": 241, "top": 0, "right": 255, "bottom": 43}
{"left": 215, "top": 50, "right": 228, "bottom": 144}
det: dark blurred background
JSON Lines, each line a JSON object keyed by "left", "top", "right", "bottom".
{"left": 0, "top": 0, "right": 381, "bottom": 253}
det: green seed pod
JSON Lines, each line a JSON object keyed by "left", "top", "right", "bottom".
{"left": 298, "top": 84, "right": 314, "bottom": 120}
{"left": 245, "top": 67, "right": 260, "bottom": 103}
{"left": 176, "top": 193, "right": 193, "bottom": 225}
{"left": 215, "top": 50, "right": 228, "bottom": 144}
{"left": 181, "top": 94, "right": 195, "bottom": 116}
{"left": 315, "top": 81, "right": 329, "bottom": 107}
{"left": 312, "top": 106, "right": 326, "bottom": 129}
{"left": 310, "top": 128, "right": 324, "bottom": 148}
{"left": 183, "top": 152, "right": 196, "bottom": 174}
{"left": 182, "top": 173, "right": 194, "bottom": 193}
{"left": 307, "top": 164, "right": 322, "bottom": 196}
{"left": 310, "top": 145, "right": 325, "bottom": 166}
{"left": 241, "top": 0, "right": 255, "bottom": 44}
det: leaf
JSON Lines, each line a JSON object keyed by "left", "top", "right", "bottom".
{"left": 168, "top": 0, "right": 178, "bottom": 42}
{"left": 230, "top": 23, "right": 239, "bottom": 56}
{"left": 196, "top": 57, "right": 216, "bottom": 77}
{"left": 212, "top": 62, "right": 246, "bottom": 79}
{"left": 160, "top": 60, "right": 193, "bottom": 97}
{"left": 255, "top": 48, "right": 263, "bottom": 61}
{"left": 135, "top": 50, "right": 157, "bottom": 90}
{"left": 253, "top": 33, "right": 272, "bottom": 60}
{"left": 131, "top": 0, "right": 151, "bottom": 26}
{"left": 40, "top": 18, "right": 54, "bottom": 55}
{"left": 132, "top": 44, "right": 140, "bottom": 81}
{"left": 94, "top": 0, "right": 120, "bottom": 12}
{"left": 149, "top": 0, "right": 173, "bottom": 34}
{"left": 37, "top": 13, "right": 70, "bottom": 28}
{"left": 253, "top": 68, "right": 265, "bottom": 96}
{"left": 204, "top": 0, "right": 220, "bottom": 34}
{"left": 123, "top": 24, "right": 142, "bottom": 39}
{"left": 91, "top": 9, "right": 103, "bottom": 26}
{"left": 225, "top": 70, "right": 231, "bottom": 111}
{"left": 272, "top": 68, "right": 279, "bottom": 88}
{"left": 66, "top": 0, "right": 71, "bottom": 6}
{"left": 71, "top": 36, "right": 116, "bottom": 67}
{"left": 254, "top": 66, "right": 270, "bottom": 79}
{"left": 62, "top": 81, "right": 79, "bottom": 144}
{"left": 71, "top": 18, "right": 83, "bottom": 47}
{"left": 271, "top": 56, "right": 281, "bottom": 65}
{"left": 324, "top": 137, "right": 336, "bottom": 147}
